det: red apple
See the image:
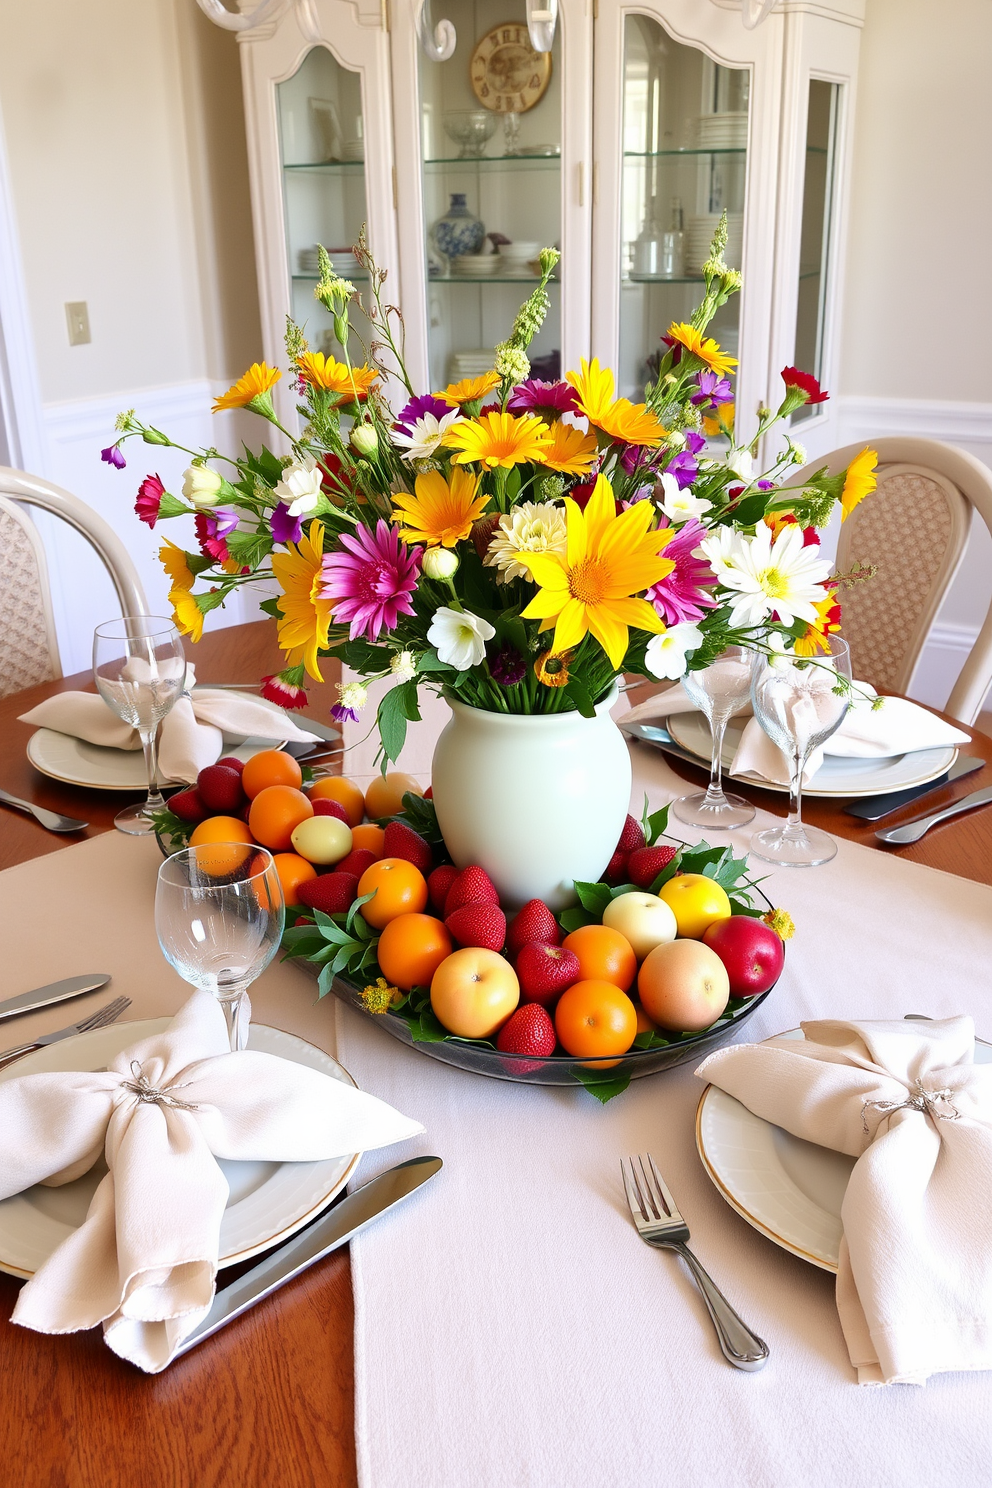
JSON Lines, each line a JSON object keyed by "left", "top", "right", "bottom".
{"left": 702, "top": 916, "right": 785, "bottom": 998}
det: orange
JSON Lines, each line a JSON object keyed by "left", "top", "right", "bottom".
{"left": 351, "top": 823, "right": 386, "bottom": 858}
{"left": 634, "top": 1001, "right": 659, "bottom": 1036}
{"left": 364, "top": 772, "right": 423, "bottom": 820}
{"left": 310, "top": 775, "right": 365, "bottom": 827}
{"left": 561, "top": 924, "right": 637, "bottom": 991}
{"left": 188, "top": 816, "right": 254, "bottom": 877}
{"left": 357, "top": 857, "right": 428, "bottom": 929}
{"left": 241, "top": 748, "right": 303, "bottom": 800}
{"left": 554, "top": 979, "right": 638, "bottom": 1058}
{"left": 248, "top": 851, "right": 289, "bottom": 912}
{"left": 376, "top": 912, "right": 453, "bottom": 992}
{"left": 248, "top": 784, "right": 314, "bottom": 851}
{"left": 657, "top": 873, "right": 732, "bottom": 940}
{"left": 268, "top": 851, "right": 318, "bottom": 908}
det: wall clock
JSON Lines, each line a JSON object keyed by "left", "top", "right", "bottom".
{"left": 469, "top": 23, "right": 552, "bottom": 114}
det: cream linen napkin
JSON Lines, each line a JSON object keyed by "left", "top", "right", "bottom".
{"left": 697, "top": 1017, "right": 992, "bottom": 1385}
{"left": 0, "top": 991, "right": 422, "bottom": 1373}
{"left": 18, "top": 665, "right": 323, "bottom": 783}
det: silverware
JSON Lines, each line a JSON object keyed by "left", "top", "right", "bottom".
{"left": 622, "top": 1154, "right": 769, "bottom": 1372}
{"left": 175, "top": 1155, "right": 443, "bottom": 1358}
{"left": 844, "top": 756, "right": 984, "bottom": 821}
{"left": 619, "top": 720, "right": 710, "bottom": 770}
{"left": 875, "top": 783, "right": 992, "bottom": 845}
{"left": 0, "top": 995, "right": 132, "bottom": 1064}
{"left": 0, "top": 787, "right": 88, "bottom": 834}
{"left": 0, "top": 973, "right": 112, "bottom": 1023}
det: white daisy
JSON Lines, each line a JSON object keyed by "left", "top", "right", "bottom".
{"left": 699, "top": 523, "right": 833, "bottom": 629}
{"left": 484, "top": 501, "right": 568, "bottom": 582}
{"left": 428, "top": 606, "right": 495, "bottom": 671}
{"left": 657, "top": 473, "right": 712, "bottom": 524}
{"left": 273, "top": 455, "right": 324, "bottom": 517}
{"left": 644, "top": 622, "right": 705, "bottom": 681}
{"left": 391, "top": 408, "right": 464, "bottom": 462}
{"left": 726, "top": 447, "right": 754, "bottom": 483}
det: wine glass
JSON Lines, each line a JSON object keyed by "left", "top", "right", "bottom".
{"left": 671, "top": 646, "right": 756, "bottom": 829}
{"left": 155, "top": 845, "right": 286, "bottom": 1051}
{"left": 749, "top": 635, "right": 852, "bottom": 867}
{"left": 93, "top": 617, "right": 186, "bottom": 835}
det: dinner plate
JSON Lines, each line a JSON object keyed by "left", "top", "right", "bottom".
{"left": 26, "top": 689, "right": 295, "bottom": 791}
{"left": 695, "top": 1028, "right": 992, "bottom": 1272}
{"left": 0, "top": 1018, "right": 360, "bottom": 1280}
{"left": 664, "top": 711, "right": 957, "bottom": 798}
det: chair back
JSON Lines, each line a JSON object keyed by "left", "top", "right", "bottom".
{"left": 0, "top": 495, "right": 62, "bottom": 698}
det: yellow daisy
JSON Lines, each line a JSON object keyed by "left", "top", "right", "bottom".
{"left": 271, "top": 520, "right": 333, "bottom": 682}
{"left": 438, "top": 372, "right": 501, "bottom": 406}
{"left": 565, "top": 360, "right": 665, "bottom": 447}
{"left": 534, "top": 649, "right": 573, "bottom": 688}
{"left": 297, "top": 352, "right": 378, "bottom": 402}
{"left": 392, "top": 468, "right": 490, "bottom": 548}
{"left": 443, "top": 411, "right": 554, "bottom": 470}
{"left": 516, "top": 475, "right": 675, "bottom": 668}
{"left": 665, "top": 323, "right": 738, "bottom": 379}
{"left": 160, "top": 539, "right": 194, "bottom": 593}
{"left": 170, "top": 589, "right": 204, "bottom": 644}
{"left": 703, "top": 401, "right": 734, "bottom": 437}
{"left": 840, "top": 448, "right": 878, "bottom": 521}
{"left": 538, "top": 421, "right": 599, "bottom": 474}
{"left": 565, "top": 358, "right": 618, "bottom": 426}
{"left": 212, "top": 362, "right": 281, "bottom": 413}
{"left": 794, "top": 590, "right": 841, "bottom": 656}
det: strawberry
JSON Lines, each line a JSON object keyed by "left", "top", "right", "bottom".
{"left": 627, "top": 844, "right": 678, "bottom": 890}
{"left": 506, "top": 898, "right": 560, "bottom": 956}
{"left": 496, "top": 1003, "right": 556, "bottom": 1057}
{"left": 335, "top": 847, "right": 376, "bottom": 880}
{"left": 428, "top": 864, "right": 460, "bottom": 916}
{"left": 445, "top": 865, "right": 499, "bottom": 916}
{"left": 424, "top": 786, "right": 434, "bottom": 799}
{"left": 217, "top": 755, "right": 245, "bottom": 776}
{"left": 383, "top": 820, "right": 433, "bottom": 873}
{"left": 312, "top": 798, "right": 350, "bottom": 823}
{"left": 616, "top": 813, "right": 646, "bottom": 854}
{"left": 603, "top": 848, "right": 629, "bottom": 885}
{"left": 297, "top": 872, "right": 359, "bottom": 915}
{"left": 445, "top": 902, "right": 507, "bottom": 952}
{"left": 167, "top": 787, "right": 208, "bottom": 823}
{"left": 515, "top": 942, "right": 580, "bottom": 1006}
{"left": 196, "top": 764, "right": 245, "bottom": 813}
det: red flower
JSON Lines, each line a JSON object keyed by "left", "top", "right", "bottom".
{"left": 135, "top": 474, "right": 165, "bottom": 528}
{"left": 781, "top": 366, "right": 829, "bottom": 404}
{"left": 260, "top": 673, "right": 309, "bottom": 710}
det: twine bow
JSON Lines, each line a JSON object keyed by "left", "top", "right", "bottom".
{"left": 120, "top": 1061, "right": 200, "bottom": 1112}
{"left": 861, "top": 1078, "right": 960, "bottom": 1134}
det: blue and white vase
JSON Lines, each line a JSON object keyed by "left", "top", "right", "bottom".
{"left": 432, "top": 194, "right": 484, "bottom": 259}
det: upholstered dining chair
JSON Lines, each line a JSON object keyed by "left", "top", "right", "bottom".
{"left": 0, "top": 467, "right": 148, "bottom": 700}
{"left": 789, "top": 438, "right": 992, "bottom": 726}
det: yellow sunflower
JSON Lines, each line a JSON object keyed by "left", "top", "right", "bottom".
{"left": 840, "top": 448, "right": 878, "bottom": 521}
{"left": 665, "top": 323, "right": 738, "bottom": 379}
{"left": 270, "top": 520, "right": 333, "bottom": 682}
{"left": 212, "top": 362, "right": 281, "bottom": 413}
{"left": 443, "top": 411, "right": 554, "bottom": 470}
{"left": 794, "top": 589, "right": 841, "bottom": 656}
{"left": 539, "top": 421, "right": 599, "bottom": 474}
{"left": 438, "top": 372, "right": 501, "bottom": 406}
{"left": 566, "top": 358, "right": 617, "bottom": 426}
{"left": 392, "top": 468, "right": 490, "bottom": 547}
{"left": 297, "top": 352, "right": 378, "bottom": 402}
{"left": 159, "top": 539, "right": 194, "bottom": 593}
{"left": 170, "top": 589, "right": 204, "bottom": 644}
{"left": 565, "top": 360, "right": 665, "bottom": 447}
{"left": 516, "top": 475, "right": 675, "bottom": 668}
{"left": 534, "top": 649, "right": 573, "bottom": 688}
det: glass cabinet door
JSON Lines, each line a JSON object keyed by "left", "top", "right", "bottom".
{"left": 792, "top": 78, "right": 839, "bottom": 422}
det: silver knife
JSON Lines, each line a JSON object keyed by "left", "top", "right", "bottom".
{"left": 844, "top": 755, "right": 984, "bottom": 820}
{"left": 876, "top": 783, "right": 992, "bottom": 845}
{"left": 175, "top": 1155, "right": 442, "bottom": 1358}
{"left": 0, "top": 973, "right": 112, "bottom": 1023}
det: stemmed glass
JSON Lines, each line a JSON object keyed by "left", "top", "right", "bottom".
{"left": 93, "top": 617, "right": 186, "bottom": 834}
{"left": 155, "top": 845, "right": 286, "bottom": 1051}
{"left": 749, "top": 635, "right": 852, "bottom": 867}
{"left": 671, "top": 646, "right": 756, "bottom": 829}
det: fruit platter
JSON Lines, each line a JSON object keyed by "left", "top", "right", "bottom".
{"left": 154, "top": 749, "right": 791, "bottom": 1103}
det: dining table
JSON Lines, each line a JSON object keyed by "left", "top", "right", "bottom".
{"left": 3, "top": 618, "right": 992, "bottom": 1488}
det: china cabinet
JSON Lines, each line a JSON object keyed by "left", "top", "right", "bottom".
{"left": 224, "top": 0, "right": 863, "bottom": 444}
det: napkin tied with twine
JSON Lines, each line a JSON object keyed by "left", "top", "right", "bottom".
{"left": 697, "top": 1017, "right": 992, "bottom": 1385}
{"left": 0, "top": 992, "right": 422, "bottom": 1372}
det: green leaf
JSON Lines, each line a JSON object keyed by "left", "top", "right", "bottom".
{"left": 559, "top": 904, "right": 595, "bottom": 933}
{"left": 317, "top": 963, "right": 335, "bottom": 998}
{"left": 643, "top": 804, "right": 671, "bottom": 846}
{"left": 194, "top": 587, "right": 229, "bottom": 615}
{"left": 573, "top": 880, "right": 613, "bottom": 917}
{"left": 564, "top": 675, "right": 595, "bottom": 718}
{"left": 345, "top": 891, "right": 377, "bottom": 935}
{"left": 417, "top": 648, "right": 456, "bottom": 675}
{"left": 408, "top": 1008, "right": 451, "bottom": 1043}
{"left": 227, "top": 529, "right": 274, "bottom": 567}
{"left": 647, "top": 851, "right": 683, "bottom": 893}
{"left": 258, "top": 596, "right": 282, "bottom": 619}
{"left": 571, "top": 1066, "right": 632, "bottom": 1103}
{"left": 157, "top": 493, "right": 190, "bottom": 521}
{"left": 376, "top": 679, "right": 421, "bottom": 766}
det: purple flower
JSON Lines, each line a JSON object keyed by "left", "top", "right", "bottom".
{"left": 489, "top": 644, "right": 528, "bottom": 687}
{"left": 690, "top": 371, "right": 734, "bottom": 408}
{"left": 646, "top": 519, "right": 719, "bottom": 626}
{"left": 507, "top": 380, "right": 579, "bottom": 418}
{"left": 757, "top": 480, "right": 776, "bottom": 491}
{"left": 331, "top": 703, "right": 360, "bottom": 724}
{"left": 270, "top": 501, "right": 303, "bottom": 545}
{"left": 320, "top": 519, "right": 422, "bottom": 642}
{"left": 102, "top": 445, "right": 126, "bottom": 469}
{"left": 394, "top": 393, "right": 453, "bottom": 435}
{"left": 663, "top": 431, "right": 706, "bottom": 490}
{"left": 135, "top": 473, "right": 165, "bottom": 528}
{"left": 195, "top": 506, "right": 239, "bottom": 563}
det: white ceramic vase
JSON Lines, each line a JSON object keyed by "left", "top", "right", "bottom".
{"left": 431, "top": 688, "right": 632, "bottom": 912}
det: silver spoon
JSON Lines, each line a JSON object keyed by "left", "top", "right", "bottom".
{"left": 0, "top": 787, "right": 88, "bottom": 833}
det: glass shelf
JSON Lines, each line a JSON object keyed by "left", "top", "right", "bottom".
{"left": 292, "top": 273, "right": 369, "bottom": 283}
{"left": 623, "top": 274, "right": 705, "bottom": 286}
{"left": 623, "top": 148, "right": 746, "bottom": 159}
{"left": 428, "top": 273, "right": 561, "bottom": 286}
{"left": 283, "top": 160, "right": 366, "bottom": 172}
{"left": 424, "top": 154, "right": 560, "bottom": 173}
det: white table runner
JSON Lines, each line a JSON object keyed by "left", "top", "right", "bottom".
{"left": 338, "top": 741, "right": 992, "bottom": 1488}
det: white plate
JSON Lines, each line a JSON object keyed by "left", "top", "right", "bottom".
{"left": 664, "top": 711, "right": 957, "bottom": 798}
{"left": 0, "top": 1018, "right": 359, "bottom": 1280}
{"left": 26, "top": 689, "right": 294, "bottom": 792}
{"left": 695, "top": 1028, "right": 992, "bottom": 1272}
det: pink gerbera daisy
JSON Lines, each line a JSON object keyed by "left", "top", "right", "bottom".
{"left": 260, "top": 672, "right": 309, "bottom": 710}
{"left": 135, "top": 474, "right": 165, "bottom": 528}
{"left": 645, "top": 518, "right": 719, "bottom": 626}
{"left": 320, "top": 520, "right": 422, "bottom": 642}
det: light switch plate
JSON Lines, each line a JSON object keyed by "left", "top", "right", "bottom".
{"left": 65, "top": 301, "right": 90, "bottom": 346}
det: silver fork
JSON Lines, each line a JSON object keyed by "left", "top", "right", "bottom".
{"left": 0, "top": 787, "right": 88, "bottom": 834}
{"left": 0, "top": 996, "right": 132, "bottom": 1065}
{"left": 622, "top": 1154, "right": 769, "bottom": 1372}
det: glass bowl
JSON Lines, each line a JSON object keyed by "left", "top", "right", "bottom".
{"left": 442, "top": 110, "right": 498, "bottom": 158}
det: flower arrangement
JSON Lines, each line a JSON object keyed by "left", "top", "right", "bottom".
{"left": 107, "top": 217, "right": 877, "bottom": 764}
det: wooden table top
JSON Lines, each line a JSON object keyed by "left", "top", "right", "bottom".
{"left": 2, "top": 621, "right": 992, "bottom": 1487}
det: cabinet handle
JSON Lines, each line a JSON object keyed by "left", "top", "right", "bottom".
{"left": 577, "top": 161, "right": 584, "bottom": 208}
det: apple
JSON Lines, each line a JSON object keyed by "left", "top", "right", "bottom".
{"left": 430, "top": 947, "right": 519, "bottom": 1039}
{"left": 290, "top": 815, "right": 353, "bottom": 865}
{"left": 702, "top": 916, "right": 785, "bottom": 997}
{"left": 602, "top": 891, "right": 678, "bottom": 962}
{"left": 637, "top": 940, "right": 730, "bottom": 1032}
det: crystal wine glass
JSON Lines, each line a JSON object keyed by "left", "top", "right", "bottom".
{"left": 671, "top": 646, "right": 756, "bottom": 829}
{"left": 93, "top": 616, "right": 186, "bottom": 835}
{"left": 749, "top": 635, "right": 852, "bottom": 867}
{"left": 155, "top": 845, "right": 286, "bottom": 1051}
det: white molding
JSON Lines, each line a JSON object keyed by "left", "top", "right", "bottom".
{"left": 42, "top": 379, "right": 218, "bottom": 445}
{"left": 0, "top": 96, "right": 47, "bottom": 474}
{"left": 837, "top": 394, "right": 992, "bottom": 450}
